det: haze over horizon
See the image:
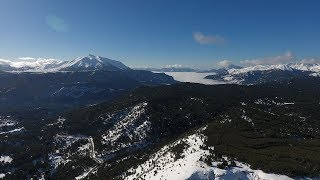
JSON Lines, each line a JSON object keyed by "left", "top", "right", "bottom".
{"left": 1, "top": 0, "right": 320, "bottom": 69}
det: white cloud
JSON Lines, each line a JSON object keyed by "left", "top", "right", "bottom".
{"left": 217, "top": 60, "right": 232, "bottom": 68}
{"left": 193, "top": 32, "right": 226, "bottom": 45}
{"left": 0, "top": 59, "right": 11, "bottom": 64}
{"left": 45, "top": 14, "right": 69, "bottom": 32}
{"left": 18, "top": 57, "right": 35, "bottom": 61}
{"left": 300, "top": 58, "right": 320, "bottom": 64}
{"left": 240, "top": 51, "right": 294, "bottom": 66}
{"left": 164, "top": 64, "right": 185, "bottom": 68}
{"left": 0, "top": 58, "right": 63, "bottom": 69}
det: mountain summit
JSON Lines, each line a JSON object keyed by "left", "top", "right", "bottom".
{"left": 60, "top": 54, "right": 131, "bottom": 71}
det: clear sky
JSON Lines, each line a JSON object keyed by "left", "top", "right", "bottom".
{"left": 0, "top": 0, "right": 320, "bottom": 68}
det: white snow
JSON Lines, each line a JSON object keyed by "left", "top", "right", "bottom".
{"left": 101, "top": 102, "right": 150, "bottom": 153}
{"left": 254, "top": 98, "right": 294, "bottom": 106}
{"left": 241, "top": 110, "right": 254, "bottom": 125}
{"left": 125, "top": 132, "right": 210, "bottom": 180}
{"left": 49, "top": 134, "right": 99, "bottom": 170}
{"left": 290, "top": 63, "right": 320, "bottom": 72}
{"left": 48, "top": 154, "right": 70, "bottom": 170}
{"left": 0, "top": 156, "right": 13, "bottom": 164}
{"left": 228, "top": 64, "right": 294, "bottom": 75}
{"left": 47, "top": 116, "right": 66, "bottom": 127}
{"left": 0, "top": 54, "right": 130, "bottom": 72}
{"left": 283, "top": 102, "right": 294, "bottom": 105}
{"left": 0, "top": 118, "right": 16, "bottom": 127}
{"left": 310, "top": 72, "right": 320, "bottom": 77}
{"left": 0, "top": 174, "right": 5, "bottom": 179}
{"left": 125, "top": 129, "right": 295, "bottom": 180}
{"left": 0, "top": 127, "right": 25, "bottom": 135}
{"left": 0, "top": 58, "right": 66, "bottom": 72}
{"left": 209, "top": 63, "right": 320, "bottom": 84}
{"left": 0, "top": 117, "right": 24, "bottom": 135}
{"left": 219, "top": 115, "right": 232, "bottom": 123}
{"left": 211, "top": 161, "right": 293, "bottom": 180}
{"left": 241, "top": 102, "right": 247, "bottom": 106}
{"left": 159, "top": 72, "right": 225, "bottom": 85}
{"left": 75, "top": 167, "right": 97, "bottom": 180}
{"left": 227, "top": 62, "right": 320, "bottom": 76}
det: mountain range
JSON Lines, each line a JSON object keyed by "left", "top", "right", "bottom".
{"left": 205, "top": 63, "right": 320, "bottom": 84}
{"left": 2, "top": 55, "right": 320, "bottom": 85}
{"left": 0, "top": 54, "right": 130, "bottom": 72}
{"left": 1, "top": 54, "right": 320, "bottom": 179}
{"left": 0, "top": 54, "right": 176, "bottom": 111}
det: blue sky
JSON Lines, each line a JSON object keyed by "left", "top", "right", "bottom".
{"left": 0, "top": 0, "right": 320, "bottom": 68}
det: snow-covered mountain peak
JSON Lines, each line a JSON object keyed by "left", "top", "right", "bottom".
{"left": 61, "top": 54, "right": 130, "bottom": 71}
{"left": 69, "top": 55, "right": 104, "bottom": 68}
{"left": 51, "top": 54, "right": 128, "bottom": 72}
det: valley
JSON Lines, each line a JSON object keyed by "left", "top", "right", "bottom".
{"left": 1, "top": 74, "right": 320, "bottom": 179}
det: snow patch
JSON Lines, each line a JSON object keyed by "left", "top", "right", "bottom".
{"left": 101, "top": 102, "right": 150, "bottom": 154}
{"left": 0, "top": 127, "right": 25, "bottom": 135}
{"left": 0, "top": 156, "right": 13, "bottom": 164}
{"left": 241, "top": 110, "right": 254, "bottom": 125}
{"left": 211, "top": 161, "right": 293, "bottom": 180}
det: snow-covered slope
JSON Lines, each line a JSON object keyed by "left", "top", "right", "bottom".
{"left": 227, "top": 63, "right": 320, "bottom": 75}
{"left": 124, "top": 128, "right": 294, "bottom": 180}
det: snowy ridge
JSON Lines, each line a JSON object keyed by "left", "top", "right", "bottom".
{"left": 204, "top": 62, "right": 320, "bottom": 84}
{"left": 228, "top": 63, "right": 320, "bottom": 75}
{"left": 124, "top": 130, "right": 210, "bottom": 180}
{"left": 228, "top": 64, "right": 293, "bottom": 75}
{"left": 124, "top": 127, "right": 296, "bottom": 180}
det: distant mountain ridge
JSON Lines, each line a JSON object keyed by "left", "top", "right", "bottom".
{"left": 2, "top": 55, "right": 320, "bottom": 85}
{"left": 0, "top": 54, "right": 176, "bottom": 110}
{"left": 0, "top": 54, "right": 130, "bottom": 72}
{"left": 205, "top": 63, "right": 320, "bottom": 84}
